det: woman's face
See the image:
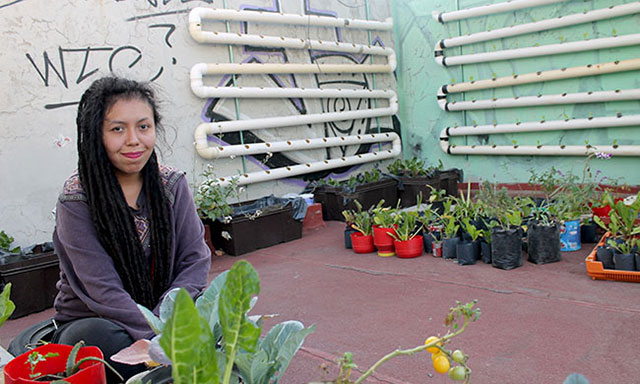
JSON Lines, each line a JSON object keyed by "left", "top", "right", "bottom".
{"left": 102, "top": 97, "right": 156, "bottom": 182}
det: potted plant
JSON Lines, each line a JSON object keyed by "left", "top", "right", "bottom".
{"left": 371, "top": 203, "right": 399, "bottom": 257}
{"left": 456, "top": 218, "right": 481, "bottom": 265}
{"left": 341, "top": 208, "right": 358, "bottom": 249}
{"left": 524, "top": 198, "right": 562, "bottom": 265}
{"left": 594, "top": 191, "right": 640, "bottom": 271}
{"left": 348, "top": 200, "right": 376, "bottom": 254}
{"left": 4, "top": 341, "right": 121, "bottom": 384}
{"left": 313, "top": 167, "right": 398, "bottom": 221}
{"left": 127, "top": 260, "right": 314, "bottom": 384}
{"left": 388, "top": 210, "right": 424, "bottom": 258}
{"left": 437, "top": 198, "right": 459, "bottom": 260}
{"left": 488, "top": 196, "right": 525, "bottom": 270}
{"left": 196, "top": 168, "right": 305, "bottom": 256}
{"left": 387, "top": 158, "right": 441, "bottom": 208}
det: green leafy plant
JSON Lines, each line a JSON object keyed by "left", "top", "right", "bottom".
{"left": 138, "top": 260, "right": 314, "bottom": 384}
{"left": 606, "top": 237, "right": 637, "bottom": 255}
{"left": 387, "top": 158, "right": 442, "bottom": 177}
{"left": 0, "top": 230, "right": 21, "bottom": 254}
{"left": 344, "top": 200, "right": 375, "bottom": 236}
{"left": 371, "top": 202, "right": 399, "bottom": 228}
{"left": 331, "top": 300, "right": 480, "bottom": 384}
{"left": 388, "top": 210, "right": 423, "bottom": 241}
{"left": 194, "top": 166, "right": 240, "bottom": 222}
{"left": 26, "top": 341, "right": 123, "bottom": 382}
{"left": 461, "top": 218, "right": 482, "bottom": 242}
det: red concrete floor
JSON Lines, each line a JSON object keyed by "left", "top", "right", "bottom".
{"left": 3, "top": 221, "right": 640, "bottom": 383}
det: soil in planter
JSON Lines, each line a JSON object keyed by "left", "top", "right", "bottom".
{"left": 527, "top": 223, "right": 561, "bottom": 265}
{"left": 491, "top": 228, "right": 523, "bottom": 270}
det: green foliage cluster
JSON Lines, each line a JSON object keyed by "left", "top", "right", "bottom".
{"left": 137, "top": 260, "right": 314, "bottom": 384}
{"left": 323, "top": 167, "right": 383, "bottom": 190}
{"left": 386, "top": 158, "right": 443, "bottom": 177}
{"left": 342, "top": 200, "right": 377, "bottom": 236}
{"left": 594, "top": 191, "right": 640, "bottom": 254}
{"left": 194, "top": 166, "right": 240, "bottom": 222}
{"left": 0, "top": 230, "right": 21, "bottom": 254}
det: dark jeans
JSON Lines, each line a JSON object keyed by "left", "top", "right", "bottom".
{"left": 50, "top": 318, "right": 146, "bottom": 384}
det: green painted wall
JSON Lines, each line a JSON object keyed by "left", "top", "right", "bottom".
{"left": 392, "top": 0, "right": 640, "bottom": 184}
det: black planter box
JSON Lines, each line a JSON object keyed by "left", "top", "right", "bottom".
{"left": 397, "top": 176, "right": 439, "bottom": 208}
{"left": 0, "top": 245, "right": 60, "bottom": 319}
{"left": 314, "top": 179, "right": 398, "bottom": 221}
{"left": 437, "top": 169, "right": 463, "bottom": 197}
{"left": 208, "top": 204, "right": 302, "bottom": 256}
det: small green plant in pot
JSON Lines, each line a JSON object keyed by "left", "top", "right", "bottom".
{"left": 439, "top": 199, "right": 460, "bottom": 260}
{"left": 348, "top": 201, "right": 376, "bottom": 253}
{"left": 389, "top": 210, "right": 424, "bottom": 258}
{"left": 194, "top": 166, "right": 239, "bottom": 223}
{"left": 456, "top": 218, "right": 481, "bottom": 265}
{"left": 371, "top": 202, "right": 399, "bottom": 257}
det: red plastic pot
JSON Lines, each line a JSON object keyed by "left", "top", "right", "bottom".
{"left": 591, "top": 198, "right": 624, "bottom": 217}
{"left": 373, "top": 225, "right": 396, "bottom": 257}
{"left": 394, "top": 236, "right": 423, "bottom": 258}
{"left": 350, "top": 232, "right": 375, "bottom": 254}
{"left": 4, "top": 343, "right": 107, "bottom": 384}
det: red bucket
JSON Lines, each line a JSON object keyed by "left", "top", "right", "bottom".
{"left": 394, "top": 236, "right": 423, "bottom": 258}
{"left": 373, "top": 225, "right": 396, "bottom": 257}
{"left": 4, "top": 343, "right": 107, "bottom": 384}
{"left": 350, "top": 232, "right": 375, "bottom": 253}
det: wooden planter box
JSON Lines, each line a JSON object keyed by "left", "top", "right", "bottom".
{"left": 314, "top": 179, "right": 398, "bottom": 221}
{"left": 208, "top": 203, "right": 302, "bottom": 256}
{"left": 0, "top": 244, "right": 59, "bottom": 319}
{"left": 397, "top": 176, "right": 439, "bottom": 208}
{"left": 437, "top": 168, "right": 463, "bottom": 197}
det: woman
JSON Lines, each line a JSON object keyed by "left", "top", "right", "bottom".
{"left": 49, "top": 76, "right": 210, "bottom": 382}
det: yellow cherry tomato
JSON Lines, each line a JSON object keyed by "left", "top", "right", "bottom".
{"left": 433, "top": 355, "right": 450, "bottom": 374}
{"left": 424, "top": 336, "right": 441, "bottom": 354}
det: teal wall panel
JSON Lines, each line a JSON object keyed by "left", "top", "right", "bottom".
{"left": 392, "top": 0, "right": 640, "bottom": 184}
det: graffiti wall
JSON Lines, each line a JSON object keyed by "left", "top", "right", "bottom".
{"left": 0, "top": 0, "right": 396, "bottom": 246}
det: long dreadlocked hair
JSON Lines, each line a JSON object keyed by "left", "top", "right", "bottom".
{"left": 76, "top": 76, "right": 172, "bottom": 309}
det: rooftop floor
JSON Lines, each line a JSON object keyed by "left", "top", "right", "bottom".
{"left": 3, "top": 221, "right": 640, "bottom": 383}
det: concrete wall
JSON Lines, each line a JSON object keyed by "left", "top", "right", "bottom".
{"left": 0, "top": 0, "right": 395, "bottom": 247}
{"left": 393, "top": 0, "right": 640, "bottom": 184}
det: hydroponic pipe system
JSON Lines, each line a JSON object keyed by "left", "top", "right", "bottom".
{"left": 434, "top": 2, "right": 640, "bottom": 50}
{"left": 432, "top": 0, "right": 567, "bottom": 23}
{"left": 443, "top": 114, "right": 640, "bottom": 136}
{"left": 438, "top": 89, "right": 640, "bottom": 111}
{"left": 190, "top": 7, "right": 393, "bottom": 31}
{"left": 438, "top": 58, "right": 640, "bottom": 95}
{"left": 215, "top": 139, "right": 400, "bottom": 187}
{"left": 438, "top": 141, "right": 640, "bottom": 157}
{"left": 435, "top": 33, "right": 640, "bottom": 67}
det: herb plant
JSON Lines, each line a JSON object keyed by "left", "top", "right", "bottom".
{"left": 0, "top": 230, "right": 20, "bottom": 254}
{"left": 194, "top": 166, "right": 239, "bottom": 222}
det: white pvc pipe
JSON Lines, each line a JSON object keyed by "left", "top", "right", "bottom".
{"left": 435, "top": 2, "right": 640, "bottom": 50}
{"left": 436, "top": 33, "right": 640, "bottom": 67}
{"left": 190, "top": 81, "right": 396, "bottom": 100}
{"left": 190, "top": 7, "right": 393, "bottom": 31}
{"left": 432, "top": 0, "right": 567, "bottom": 23}
{"left": 439, "top": 142, "right": 640, "bottom": 157}
{"left": 445, "top": 114, "right": 640, "bottom": 136}
{"left": 439, "top": 88, "right": 640, "bottom": 111}
{"left": 440, "top": 58, "right": 640, "bottom": 94}
{"left": 190, "top": 62, "right": 393, "bottom": 75}
{"left": 189, "top": 22, "right": 396, "bottom": 71}
{"left": 215, "top": 133, "right": 401, "bottom": 186}
{"left": 201, "top": 133, "right": 396, "bottom": 159}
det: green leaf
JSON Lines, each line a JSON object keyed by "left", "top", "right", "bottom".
{"left": 235, "top": 350, "right": 270, "bottom": 384}
{"left": 219, "top": 260, "right": 261, "bottom": 384}
{"left": 0, "top": 283, "right": 15, "bottom": 329}
{"left": 137, "top": 305, "right": 163, "bottom": 335}
{"left": 269, "top": 322, "right": 315, "bottom": 383}
{"left": 159, "top": 288, "right": 181, "bottom": 324}
{"left": 160, "top": 289, "right": 219, "bottom": 384}
{"left": 196, "top": 270, "right": 229, "bottom": 332}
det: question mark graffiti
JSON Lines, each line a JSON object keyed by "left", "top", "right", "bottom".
{"left": 149, "top": 23, "right": 177, "bottom": 64}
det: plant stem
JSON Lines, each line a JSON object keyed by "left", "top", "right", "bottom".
{"left": 354, "top": 317, "right": 469, "bottom": 384}
{"left": 222, "top": 350, "right": 236, "bottom": 384}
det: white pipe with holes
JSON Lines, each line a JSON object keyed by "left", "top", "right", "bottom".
{"left": 190, "top": 7, "right": 393, "bottom": 30}
{"left": 215, "top": 133, "right": 401, "bottom": 186}
{"left": 432, "top": 0, "right": 567, "bottom": 23}
{"left": 434, "top": 2, "right": 640, "bottom": 50}
{"left": 445, "top": 114, "right": 640, "bottom": 136}
{"left": 201, "top": 133, "right": 396, "bottom": 159}
{"left": 439, "top": 58, "right": 640, "bottom": 95}
{"left": 189, "top": 18, "right": 396, "bottom": 72}
{"left": 438, "top": 88, "right": 640, "bottom": 111}
{"left": 436, "top": 34, "right": 640, "bottom": 67}
{"left": 190, "top": 62, "right": 393, "bottom": 75}
{"left": 438, "top": 140, "right": 640, "bottom": 157}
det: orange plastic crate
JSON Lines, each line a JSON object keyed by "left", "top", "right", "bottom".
{"left": 585, "top": 232, "right": 640, "bottom": 282}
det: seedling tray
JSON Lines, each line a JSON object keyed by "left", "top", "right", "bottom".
{"left": 585, "top": 233, "right": 640, "bottom": 283}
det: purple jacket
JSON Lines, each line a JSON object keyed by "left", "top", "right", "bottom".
{"left": 53, "top": 165, "right": 211, "bottom": 340}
